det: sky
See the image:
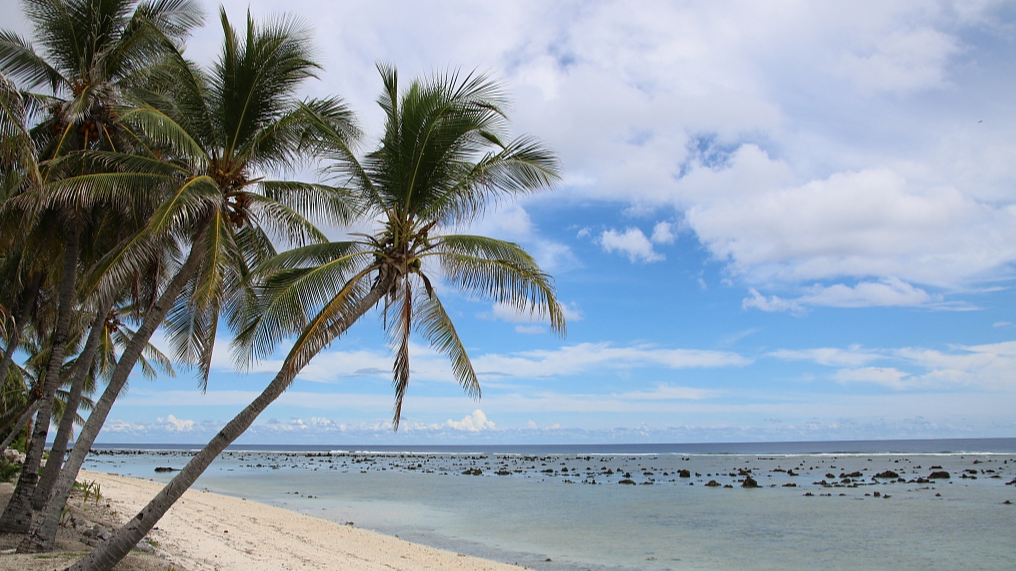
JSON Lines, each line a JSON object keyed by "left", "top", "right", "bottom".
{"left": 5, "top": 0, "right": 1016, "bottom": 445}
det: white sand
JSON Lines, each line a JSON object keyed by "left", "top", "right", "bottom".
{"left": 80, "top": 470, "right": 523, "bottom": 571}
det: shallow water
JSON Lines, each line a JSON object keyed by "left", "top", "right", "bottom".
{"left": 83, "top": 443, "right": 1016, "bottom": 571}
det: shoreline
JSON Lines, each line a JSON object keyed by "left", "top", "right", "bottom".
{"left": 71, "top": 469, "right": 524, "bottom": 571}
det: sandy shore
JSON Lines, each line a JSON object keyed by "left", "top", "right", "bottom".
{"left": 75, "top": 470, "right": 523, "bottom": 571}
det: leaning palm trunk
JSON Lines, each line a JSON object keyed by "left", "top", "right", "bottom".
{"left": 20, "top": 227, "right": 208, "bottom": 552}
{"left": 67, "top": 282, "right": 389, "bottom": 571}
{"left": 0, "top": 225, "right": 81, "bottom": 534}
{"left": 0, "top": 400, "right": 40, "bottom": 451}
{"left": 32, "top": 305, "right": 109, "bottom": 510}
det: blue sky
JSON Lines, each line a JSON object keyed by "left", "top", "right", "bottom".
{"left": 7, "top": 0, "right": 1016, "bottom": 444}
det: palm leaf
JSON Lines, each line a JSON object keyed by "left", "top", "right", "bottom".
{"left": 413, "top": 288, "right": 479, "bottom": 398}
{"left": 436, "top": 234, "right": 565, "bottom": 335}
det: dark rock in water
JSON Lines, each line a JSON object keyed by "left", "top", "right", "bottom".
{"left": 874, "top": 470, "right": 899, "bottom": 479}
{"left": 618, "top": 479, "right": 636, "bottom": 485}
{"left": 873, "top": 491, "right": 881, "bottom": 497}
{"left": 495, "top": 469, "right": 511, "bottom": 476}
{"left": 741, "top": 476, "right": 760, "bottom": 488}
{"left": 929, "top": 471, "right": 950, "bottom": 479}
{"left": 461, "top": 468, "right": 483, "bottom": 476}
{"left": 1003, "top": 500, "right": 1012, "bottom": 505}
{"left": 782, "top": 483, "right": 797, "bottom": 487}
{"left": 804, "top": 492, "right": 814, "bottom": 497}
{"left": 154, "top": 467, "right": 176, "bottom": 473}
{"left": 678, "top": 469, "right": 691, "bottom": 478}
{"left": 705, "top": 480, "right": 721, "bottom": 487}
{"left": 840, "top": 471, "right": 862, "bottom": 478}
{"left": 1006, "top": 478, "right": 1016, "bottom": 486}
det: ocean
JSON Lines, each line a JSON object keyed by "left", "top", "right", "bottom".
{"left": 82, "top": 438, "right": 1016, "bottom": 571}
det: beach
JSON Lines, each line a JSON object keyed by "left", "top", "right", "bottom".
{"left": 1, "top": 470, "right": 524, "bottom": 571}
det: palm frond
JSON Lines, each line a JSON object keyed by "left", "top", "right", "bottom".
{"left": 436, "top": 234, "right": 566, "bottom": 336}
{"left": 119, "top": 106, "right": 208, "bottom": 166}
{"left": 230, "top": 242, "right": 372, "bottom": 367}
{"left": 385, "top": 279, "right": 412, "bottom": 429}
{"left": 414, "top": 288, "right": 479, "bottom": 398}
{"left": 0, "top": 30, "right": 65, "bottom": 91}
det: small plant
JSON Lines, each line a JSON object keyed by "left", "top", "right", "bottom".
{"left": 60, "top": 504, "right": 73, "bottom": 527}
{"left": 73, "top": 479, "right": 103, "bottom": 507}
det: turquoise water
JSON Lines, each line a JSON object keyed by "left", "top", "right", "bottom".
{"left": 82, "top": 441, "right": 1016, "bottom": 571}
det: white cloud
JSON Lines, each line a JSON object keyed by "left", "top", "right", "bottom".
{"left": 772, "top": 340, "right": 1016, "bottom": 391}
{"left": 474, "top": 342, "right": 750, "bottom": 378}
{"left": 832, "top": 367, "right": 911, "bottom": 389}
{"left": 769, "top": 346, "right": 881, "bottom": 368}
{"left": 616, "top": 384, "right": 716, "bottom": 401}
{"left": 797, "top": 278, "right": 935, "bottom": 308}
{"left": 163, "top": 415, "right": 195, "bottom": 432}
{"left": 742, "top": 289, "right": 803, "bottom": 313}
{"left": 444, "top": 409, "right": 495, "bottom": 432}
{"left": 651, "top": 221, "right": 675, "bottom": 244}
{"left": 490, "top": 300, "right": 583, "bottom": 325}
{"left": 515, "top": 325, "right": 546, "bottom": 335}
{"left": 600, "top": 227, "right": 663, "bottom": 263}
{"left": 745, "top": 278, "right": 939, "bottom": 311}
{"left": 837, "top": 27, "right": 959, "bottom": 95}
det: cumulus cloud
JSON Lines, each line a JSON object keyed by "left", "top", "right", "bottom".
{"left": 600, "top": 227, "right": 663, "bottom": 263}
{"left": 651, "top": 221, "right": 676, "bottom": 244}
{"left": 445, "top": 409, "right": 496, "bottom": 431}
{"left": 162, "top": 415, "right": 195, "bottom": 432}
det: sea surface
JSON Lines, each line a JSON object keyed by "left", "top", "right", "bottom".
{"left": 81, "top": 439, "right": 1016, "bottom": 571}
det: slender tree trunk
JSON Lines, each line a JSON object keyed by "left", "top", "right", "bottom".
{"left": 20, "top": 227, "right": 209, "bottom": 553}
{"left": 33, "top": 305, "right": 109, "bottom": 510}
{"left": 0, "top": 274, "right": 43, "bottom": 408}
{"left": 0, "top": 224, "right": 81, "bottom": 534}
{"left": 0, "top": 400, "right": 40, "bottom": 451}
{"left": 66, "top": 282, "right": 388, "bottom": 571}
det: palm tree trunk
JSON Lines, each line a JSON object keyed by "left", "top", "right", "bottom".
{"left": 20, "top": 226, "right": 210, "bottom": 553}
{"left": 66, "top": 282, "right": 389, "bottom": 571}
{"left": 0, "top": 400, "right": 40, "bottom": 451}
{"left": 0, "top": 274, "right": 43, "bottom": 408}
{"left": 0, "top": 224, "right": 81, "bottom": 534}
{"left": 32, "top": 304, "right": 109, "bottom": 510}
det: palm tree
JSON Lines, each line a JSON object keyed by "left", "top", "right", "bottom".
{"left": 32, "top": 297, "right": 175, "bottom": 510}
{"left": 68, "top": 64, "right": 565, "bottom": 571}
{"left": 21, "top": 7, "right": 356, "bottom": 552}
{"left": 0, "top": 0, "right": 203, "bottom": 534}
